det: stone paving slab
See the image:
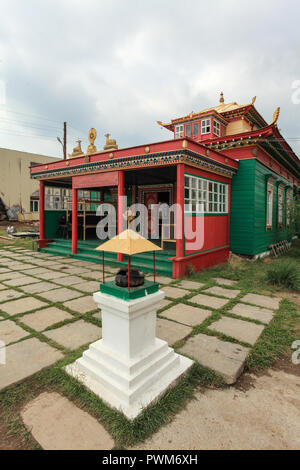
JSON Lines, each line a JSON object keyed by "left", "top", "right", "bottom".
{"left": 21, "top": 392, "right": 114, "bottom": 450}
{"left": 44, "top": 320, "right": 102, "bottom": 350}
{"left": 38, "top": 271, "right": 68, "bottom": 280}
{"left": 208, "top": 316, "right": 265, "bottom": 345}
{"left": 20, "top": 281, "right": 59, "bottom": 295}
{"left": 162, "top": 286, "right": 189, "bottom": 299}
{"left": 0, "top": 271, "right": 26, "bottom": 281}
{"left": 229, "top": 303, "right": 274, "bottom": 324}
{"left": 38, "top": 288, "right": 84, "bottom": 302}
{"left": 0, "top": 268, "right": 12, "bottom": 274}
{"left": 20, "top": 267, "right": 50, "bottom": 276}
{"left": 190, "top": 293, "right": 228, "bottom": 309}
{"left": 3, "top": 262, "right": 32, "bottom": 270}
{"left": 0, "top": 297, "right": 48, "bottom": 316}
{"left": 176, "top": 280, "right": 205, "bottom": 290}
{"left": 179, "top": 333, "right": 250, "bottom": 384}
{"left": 147, "top": 275, "right": 173, "bottom": 284}
{"left": 161, "top": 303, "right": 212, "bottom": 327}
{"left": 0, "top": 289, "right": 24, "bottom": 303}
{"left": 4, "top": 276, "right": 41, "bottom": 287}
{"left": 63, "top": 296, "right": 97, "bottom": 314}
{"left": 203, "top": 286, "right": 240, "bottom": 299}
{"left": 0, "top": 319, "right": 29, "bottom": 344}
{"left": 53, "top": 276, "right": 87, "bottom": 286}
{"left": 158, "top": 299, "right": 173, "bottom": 310}
{"left": 20, "top": 307, "right": 73, "bottom": 331}
{"left": 55, "top": 267, "right": 90, "bottom": 276}
{"left": 14, "top": 264, "right": 38, "bottom": 271}
{"left": 73, "top": 281, "right": 100, "bottom": 293}
{"left": 82, "top": 271, "right": 102, "bottom": 281}
{"left": 213, "top": 277, "right": 239, "bottom": 286}
{"left": 240, "top": 293, "right": 280, "bottom": 310}
{"left": 0, "top": 338, "right": 63, "bottom": 390}
{"left": 0, "top": 283, "right": 6, "bottom": 290}
{"left": 156, "top": 318, "right": 192, "bottom": 346}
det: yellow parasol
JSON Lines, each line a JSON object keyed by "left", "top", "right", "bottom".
{"left": 96, "top": 229, "right": 162, "bottom": 289}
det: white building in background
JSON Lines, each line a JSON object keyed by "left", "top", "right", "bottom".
{"left": 0, "top": 147, "right": 58, "bottom": 220}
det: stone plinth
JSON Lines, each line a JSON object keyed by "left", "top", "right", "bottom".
{"left": 66, "top": 289, "right": 193, "bottom": 419}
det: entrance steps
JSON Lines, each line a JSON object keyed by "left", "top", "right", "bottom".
{"left": 41, "top": 239, "right": 174, "bottom": 277}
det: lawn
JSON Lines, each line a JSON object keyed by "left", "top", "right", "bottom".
{"left": 0, "top": 235, "right": 299, "bottom": 449}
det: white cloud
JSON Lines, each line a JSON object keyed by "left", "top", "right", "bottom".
{"left": 0, "top": 0, "right": 299, "bottom": 157}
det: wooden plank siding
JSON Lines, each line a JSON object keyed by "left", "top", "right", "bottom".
{"left": 230, "top": 159, "right": 256, "bottom": 254}
{"left": 230, "top": 159, "right": 295, "bottom": 256}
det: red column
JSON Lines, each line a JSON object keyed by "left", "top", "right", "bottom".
{"left": 72, "top": 188, "right": 78, "bottom": 254}
{"left": 176, "top": 163, "right": 185, "bottom": 259}
{"left": 39, "top": 180, "right": 45, "bottom": 240}
{"left": 117, "top": 170, "right": 125, "bottom": 262}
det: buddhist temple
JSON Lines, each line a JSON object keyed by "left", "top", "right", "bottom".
{"left": 30, "top": 94, "right": 300, "bottom": 278}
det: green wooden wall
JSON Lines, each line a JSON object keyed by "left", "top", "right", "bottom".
{"left": 230, "top": 159, "right": 295, "bottom": 255}
{"left": 44, "top": 210, "right": 65, "bottom": 238}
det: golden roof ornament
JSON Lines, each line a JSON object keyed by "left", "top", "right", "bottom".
{"left": 271, "top": 107, "right": 280, "bottom": 126}
{"left": 68, "top": 139, "right": 84, "bottom": 158}
{"left": 251, "top": 96, "right": 257, "bottom": 105}
{"left": 219, "top": 91, "right": 224, "bottom": 104}
{"left": 104, "top": 133, "right": 118, "bottom": 151}
{"left": 87, "top": 128, "right": 97, "bottom": 155}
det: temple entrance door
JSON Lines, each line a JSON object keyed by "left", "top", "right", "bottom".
{"left": 144, "top": 192, "right": 158, "bottom": 237}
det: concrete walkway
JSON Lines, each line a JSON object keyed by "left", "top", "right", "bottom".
{"left": 0, "top": 246, "right": 297, "bottom": 450}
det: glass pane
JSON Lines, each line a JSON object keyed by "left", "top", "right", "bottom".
{"left": 191, "top": 178, "right": 196, "bottom": 188}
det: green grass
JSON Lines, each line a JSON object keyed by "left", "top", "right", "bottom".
{"left": 266, "top": 259, "right": 300, "bottom": 290}
{"left": 0, "top": 237, "right": 300, "bottom": 449}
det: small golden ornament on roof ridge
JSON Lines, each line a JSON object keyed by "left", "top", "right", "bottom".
{"left": 219, "top": 91, "right": 224, "bottom": 104}
{"left": 68, "top": 139, "right": 84, "bottom": 158}
{"left": 271, "top": 107, "right": 280, "bottom": 126}
{"left": 87, "top": 128, "right": 97, "bottom": 155}
{"left": 104, "top": 133, "right": 118, "bottom": 151}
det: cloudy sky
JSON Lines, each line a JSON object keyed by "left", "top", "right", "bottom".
{"left": 0, "top": 0, "right": 300, "bottom": 158}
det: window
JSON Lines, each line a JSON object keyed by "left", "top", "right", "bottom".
{"left": 193, "top": 123, "right": 199, "bottom": 136}
{"left": 175, "top": 125, "right": 184, "bottom": 138}
{"left": 213, "top": 120, "right": 221, "bottom": 137}
{"left": 186, "top": 124, "right": 191, "bottom": 137}
{"left": 201, "top": 119, "right": 211, "bottom": 135}
{"left": 30, "top": 199, "right": 39, "bottom": 213}
{"left": 266, "top": 183, "right": 273, "bottom": 228}
{"left": 286, "top": 190, "right": 292, "bottom": 227}
{"left": 184, "top": 175, "right": 228, "bottom": 213}
{"left": 278, "top": 187, "right": 283, "bottom": 227}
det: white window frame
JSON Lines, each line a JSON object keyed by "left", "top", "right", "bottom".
{"left": 213, "top": 119, "right": 221, "bottom": 137}
{"left": 175, "top": 124, "right": 184, "bottom": 138}
{"left": 286, "top": 190, "right": 292, "bottom": 227}
{"left": 30, "top": 199, "right": 39, "bottom": 213}
{"left": 193, "top": 122, "right": 199, "bottom": 137}
{"left": 185, "top": 124, "right": 191, "bottom": 137}
{"left": 278, "top": 186, "right": 284, "bottom": 227}
{"left": 184, "top": 174, "right": 228, "bottom": 214}
{"left": 201, "top": 118, "right": 211, "bottom": 135}
{"left": 266, "top": 183, "right": 273, "bottom": 228}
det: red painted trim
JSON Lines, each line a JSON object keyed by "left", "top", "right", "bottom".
{"left": 36, "top": 238, "right": 53, "bottom": 249}
{"left": 72, "top": 188, "right": 78, "bottom": 254}
{"left": 39, "top": 180, "right": 45, "bottom": 239}
{"left": 73, "top": 171, "right": 118, "bottom": 189}
{"left": 176, "top": 163, "right": 185, "bottom": 259}
{"left": 172, "top": 246, "right": 230, "bottom": 278}
{"left": 117, "top": 170, "right": 125, "bottom": 262}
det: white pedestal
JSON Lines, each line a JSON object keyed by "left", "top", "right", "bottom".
{"left": 66, "top": 289, "right": 193, "bottom": 419}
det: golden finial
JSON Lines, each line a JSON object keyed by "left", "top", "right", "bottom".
{"left": 271, "top": 107, "right": 280, "bottom": 126}
{"left": 251, "top": 96, "right": 256, "bottom": 105}
{"left": 68, "top": 139, "right": 84, "bottom": 158}
{"left": 103, "top": 133, "right": 118, "bottom": 151}
{"left": 87, "top": 128, "right": 97, "bottom": 155}
{"left": 219, "top": 92, "right": 224, "bottom": 104}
